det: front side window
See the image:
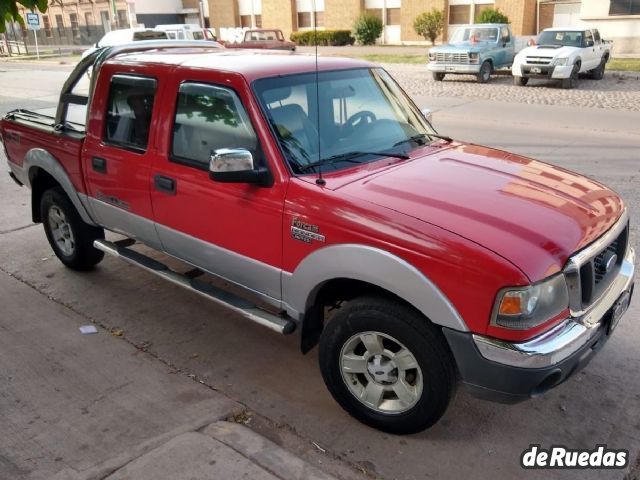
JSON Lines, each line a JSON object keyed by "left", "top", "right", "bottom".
{"left": 171, "top": 83, "right": 259, "bottom": 168}
{"left": 254, "top": 68, "right": 436, "bottom": 174}
{"left": 104, "top": 75, "right": 157, "bottom": 152}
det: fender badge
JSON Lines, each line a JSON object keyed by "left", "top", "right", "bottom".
{"left": 291, "top": 217, "right": 325, "bottom": 244}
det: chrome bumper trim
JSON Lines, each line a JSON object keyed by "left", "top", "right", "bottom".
{"left": 427, "top": 63, "right": 480, "bottom": 74}
{"left": 474, "top": 247, "right": 635, "bottom": 369}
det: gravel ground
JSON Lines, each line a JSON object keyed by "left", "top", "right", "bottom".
{"left": 383, "top": 63, "right": 640, "bottom": 111}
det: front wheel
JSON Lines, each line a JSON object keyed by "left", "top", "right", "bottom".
{"left": 432, "top": 72, "right": 445, "bottom": 81}
{"left": 476, "top": 61, "right": 492, "bottom": 83}
{"left": 41, "top": 187, "right": 105, "bottom": 270}
{"left": 561, "top": 63, "right": 580, "bottom": 89}
{"left": 513, "top": 75, "right": 529, "bottom": 86}
{"left": 318, "top": 296, "right": 456, "bottom": 434}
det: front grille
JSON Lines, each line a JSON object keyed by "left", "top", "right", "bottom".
{"left": 525, "top": 56, "right": 553, "bottom": 65}
{"left": 573, "top": 222, "right": 629, "bottom": 311}
{"left": 434, "top": 52, "right": 469, "bottom": 64}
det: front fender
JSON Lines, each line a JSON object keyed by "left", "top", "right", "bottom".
{"left": 24, "top": 148, "right": 96, "bottom": 226}
{"left": 282, "top": 244, "right": 468, "bottom": 332}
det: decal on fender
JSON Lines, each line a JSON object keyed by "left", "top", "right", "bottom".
{"left": 291, "top": 217, "right": 325, "bottom": 244}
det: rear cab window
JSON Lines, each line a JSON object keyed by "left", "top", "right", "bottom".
{"left": 104, "top": 74, "right": 157, "bottom": 152}
{"left": 170, "top": 82, "right": 260, "bottom": 169}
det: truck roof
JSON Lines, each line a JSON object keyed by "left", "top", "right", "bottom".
{"left": 107, "top": 49, "right": 373, "bottom": 81}
{"left": 542, "top": 27, "right": 591, "bottom": 32}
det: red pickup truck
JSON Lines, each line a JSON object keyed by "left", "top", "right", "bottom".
{"left": 1, "top": 41, "right": 634, "bottom": 434}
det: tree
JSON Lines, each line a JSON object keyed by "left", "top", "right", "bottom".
{"left": 1, "top": 0, "right": 48, "bottom": 34}
{"left": 413, "top": 9, "right": 444, "bottom": 45}
{"left": 476, "top": 7, "right": 510, "bottom": 24}
{"left": 353, "top": 13, "right": 383, "bottom": 46}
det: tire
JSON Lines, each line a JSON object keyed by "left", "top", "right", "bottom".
{"left": 318, "top": 296, "right": 457, "bottom": 434}
{"left": 432, "top": 72, "right": 445, "bottom": 82}
{"left": 476, "top": 61, "right": 492, "bottom": 83}
{"left": 40, "top": 187, "right": 105, "bottom": 270}
{"left": 513, "top": 75, "right": 528, "bottom": 86}
{"left": 561, "top": 62, "right": 580, "bottom": 89}
{"left": 590, "top": 58, "right": 606, "bottom": 80}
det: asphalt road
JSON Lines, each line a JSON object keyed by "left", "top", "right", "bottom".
{"left": 1, "top": 61, "right": 639, "bottom": 480}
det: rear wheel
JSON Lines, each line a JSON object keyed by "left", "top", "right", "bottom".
{"left": 318, "top": 296, "right": 456, "bottom": 434}
{"left": 477, "top": 61, "right": 492, "bottom": 83}
{"left": 40, "top": 187, "right": 105, "bottom": 270}
{"left": 432, "top": 72, "right": 445, "bottom": 82}
{"left": 590, "top": 58, "right": 606, "bottom": 80}
{"left": 513, "top": 75, "right": 529, "bottom": 86}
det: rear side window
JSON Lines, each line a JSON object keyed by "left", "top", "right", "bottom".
{"left": 104, "top": 75, "right": 157, "bottom": 152}
{"left": 171, "top": 82, "right": 258, "bottom": 168}
{"left": 584, "top": 29, "right": 594, "bottom": 46}
{"left": 593, "top": 29, "right": 601, "bottom": 42}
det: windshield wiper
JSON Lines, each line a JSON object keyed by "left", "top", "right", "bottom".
{"left": 299, "top": 150, "right": 410, "bottom": 173}
{"left": 393, "top": 133, "right": 452, "bottom": 148}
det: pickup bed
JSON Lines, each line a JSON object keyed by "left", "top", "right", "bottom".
{"left": 1, "top": 41, "right": 634, "bottom": 434}
{"left": 513, "top": 27, "right": 611, "bottom": 88}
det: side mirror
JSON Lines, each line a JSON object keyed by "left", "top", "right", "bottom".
{"left": 586, "top": 40, "right": 594, "bottom": 47}
{"left": 421, "top": 108, "right": 433, "bottom": 123}
{"left": 209, "top": 148, "right": 273, "bottom": 187}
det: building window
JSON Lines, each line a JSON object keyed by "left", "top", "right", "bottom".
{"left": 297, "top": 11, "right": 312, "bottom": 28}
{"left": 449, "top": 5, "right": 470, "bottom": 24}
{"left": 474, "top": 3, "right": 495, "bottom": 20}
{"left": 100, "top": 11, "right": 110, "bottom": 29}
{"left": 386, "top": 8, "right": 401, "bottom": 25}
{"left": 609, "top": 0, "right": 640, "bottom": 15}
{"left": 70, "top": 13, "right": 79, "bottom": 37}
{"left": 255, "top": 14, "right": 262, "bottom": 27}
{"left": 117, "top": 9, "right": 128, "bottom": 28}
{"left": 85, "top": 12, "right": 93, "bottom": 34}
{"left": 314, "top": 11, "right": 324, "bottom": 27}
{"left": 43, "top": 15, "right": 52, "bottom": 37}
{"left": 55, "top": 14, "right": 64, "bottom": 35}
{"left": 240, "top": 15, "right": 252, "bottom": 27}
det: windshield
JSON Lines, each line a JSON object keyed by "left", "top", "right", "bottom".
{"left": 537, "top": 30, "right": 584, "bottom": 47}
{"left": 450, "top": 26, "right": 498, "bottom": 44}
{"left": 254, "top": 68, "right": 435, "bottom": 174}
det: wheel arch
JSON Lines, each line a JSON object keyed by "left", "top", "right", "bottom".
{"left": 282, "top": 244, "right": 468, "bottom": 353}
{"left": 25, "top": 148, "right": 96, "bottom": 226}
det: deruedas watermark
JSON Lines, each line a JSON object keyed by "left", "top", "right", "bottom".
{"left": 521, "top": 444, "right": 629, "bottom": 469}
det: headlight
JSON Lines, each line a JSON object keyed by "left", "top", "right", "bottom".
{"left": 469, "top": 52, "right": 479, "bottom": 64}
{"left": 428, "top": 52, "right": 435, "bottom": 61}
{"left": 493, "top": 274, "right": 569, "bottom": 330}
{"left": 553, "top": 57, "right": 568, "bottom": 66}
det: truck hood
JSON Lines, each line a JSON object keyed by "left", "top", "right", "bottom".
{"left": 430, "top": 43, "right": 487, "bottom": 54}
{"left": 517, "top": 45, "right": 576, "bottom": 60}
{"left": 332, "top": 144, "right": 624, "bottom": 280}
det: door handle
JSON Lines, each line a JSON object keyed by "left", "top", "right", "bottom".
{"left": 154, "top": 174, "right": 176, "bottom": 195}
{"left": 92, "top": 156, "right": 107, "bottom": 174}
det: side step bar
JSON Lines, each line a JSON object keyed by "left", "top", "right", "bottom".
{"left": 94, "top": 239, "right": 296, "bottom": 335}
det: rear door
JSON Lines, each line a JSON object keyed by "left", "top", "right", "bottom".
{"left": 149, "top": 70, "right": 287, "bottom": 305}
{"left": 82, "top": 67, "right": 162, "bottom": 249}
{"left": 582, "top": 29, "right": 599, "bottom": 70}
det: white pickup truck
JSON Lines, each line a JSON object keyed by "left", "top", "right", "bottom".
{"left": 512, "top": 27, "right": 611, "bottom": 89}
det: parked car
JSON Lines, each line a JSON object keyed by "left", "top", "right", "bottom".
{"left": 512, "top": 27, "right": 611, "bottom": 89}
{"left": 155, "top": 23, "right": 206, "bottom": 41}
{"left": 1, "top": 42, "right": 634, "bottom": 434}
{"left": 81, "top": 28, "right": 168, "bottom": 58}
{"left": 427, "top": 23, "right": 516, "bottom": 83}
{"left": 223, "top": 29, "right": 296, "bottom": 51}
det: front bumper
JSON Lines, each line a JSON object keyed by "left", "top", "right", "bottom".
{"left": 444, "top": 246, "right": 635, "bottom": 403}
{"left": 427, "top": 62, "right": 480, "bottom": 74}
{"left": 513, "top": 63, "right": 573, "bottom": 79}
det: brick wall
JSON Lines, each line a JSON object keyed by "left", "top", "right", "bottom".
{"left": 324, "top": 0, "right": 363, "bottom": 31}
{"left": 401, "top": 0, "right": 447, "bottom": 42}
{"left": 261, "top": 0, "right": 295, "bottom": 41}
{"left": 495, "top": 0, "right": 537, "bottom": 35}
{"left": 208, "top": 0, "right": 239, "bottom": 31}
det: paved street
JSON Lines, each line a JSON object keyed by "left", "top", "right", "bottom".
{"left": 1, "top": 60, "right": 639, "bottom": 480}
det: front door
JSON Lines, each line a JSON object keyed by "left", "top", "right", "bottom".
{"left": 149, "top": 73, "right": 286, "bottom": 305}
{"left": 82, "top": 70, "right": 162, "bottom": 249}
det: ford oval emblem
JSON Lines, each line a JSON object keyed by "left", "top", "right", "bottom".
{"left": 605, "top": 253, "right": 618, "bottom": 273}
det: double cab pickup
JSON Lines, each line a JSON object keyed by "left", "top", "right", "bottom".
{"left": 1, "top": 41, "right": 634, "bottom": 434}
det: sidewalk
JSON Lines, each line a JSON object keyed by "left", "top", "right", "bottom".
{"left": 0, "top": 271, "right": 337, "bottom": 480}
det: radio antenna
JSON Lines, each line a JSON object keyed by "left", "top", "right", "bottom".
{"left": 312, "top": 0, "right": 325, "bottom": 186}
